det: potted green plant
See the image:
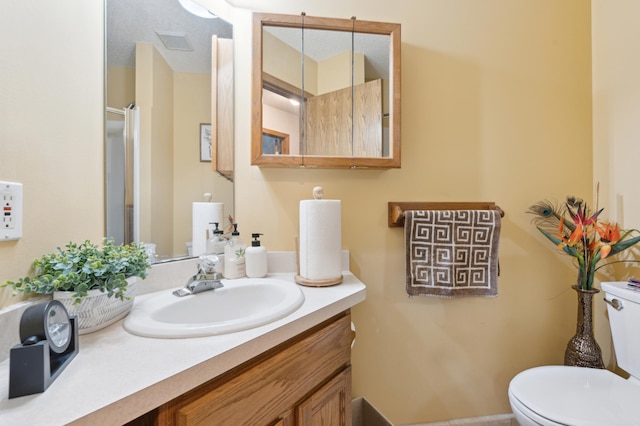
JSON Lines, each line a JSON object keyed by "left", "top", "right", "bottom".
{"left": 2, "top": 238, "right": 151, "bottom": 334}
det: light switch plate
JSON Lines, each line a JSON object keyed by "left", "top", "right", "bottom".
{"left": 1, "top": 181, "right": 23, "bottom": 241}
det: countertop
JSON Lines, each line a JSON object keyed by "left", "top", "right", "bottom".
{"left": 0, "top": 271, "right": 366, "bottom": 425}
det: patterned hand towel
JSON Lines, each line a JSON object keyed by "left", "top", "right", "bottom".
{"left": 405, "top": 209, "right": 501, "bottom": 298}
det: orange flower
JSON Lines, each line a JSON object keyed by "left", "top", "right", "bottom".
{"left": 589, "top": 240, "right": 612, "bottom": 259}
{"left": 529, "top": 195, "right": 640, "bottom": 290}
{"left": 595, "top": 222, "right": 621, "bottom": 243}
{"left": 556, "top": 219, "right": 569, "bottom": 250}
{"left": 568, "top": 222, "right": 584, "bottom": 246}
{"left": 557, "top": 219, "right": 585, "bottom": 249}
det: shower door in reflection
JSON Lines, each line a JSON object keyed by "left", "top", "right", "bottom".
{"left": 106, "top": 105, "right": 139, "bottom": 245}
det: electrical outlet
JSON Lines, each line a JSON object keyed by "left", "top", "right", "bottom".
{"left": 1, "top": 181, "right": 23, "bottom": 241}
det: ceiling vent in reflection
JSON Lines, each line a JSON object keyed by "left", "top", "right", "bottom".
{"left": 155, "top": 31, "right": 194, "bottom": 51}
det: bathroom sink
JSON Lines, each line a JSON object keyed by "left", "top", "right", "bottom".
{"left": 123, "top": 278, "right": 304, "bottom": 338}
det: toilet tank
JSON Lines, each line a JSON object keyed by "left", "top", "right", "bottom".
{"left": 602, "top": 281, "right": 640, "bottom": 378}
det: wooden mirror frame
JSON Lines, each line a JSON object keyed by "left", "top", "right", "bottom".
{"left": 251, "top": 13, "right": 401, "bottom": 169}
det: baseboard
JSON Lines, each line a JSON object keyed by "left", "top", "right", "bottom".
{"left": 402, "top": 413, "right": 517, "bottom": 426}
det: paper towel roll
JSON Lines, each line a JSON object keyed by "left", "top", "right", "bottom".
{"left": 299, "top": 199, "right": 342, "bottom": 281}
{"left": 192, "top": 202, "right": 224, "bottom": 256}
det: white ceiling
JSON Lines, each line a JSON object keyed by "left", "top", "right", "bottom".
{"left": 107, "top": 0, "right": 232, "bottom": 74}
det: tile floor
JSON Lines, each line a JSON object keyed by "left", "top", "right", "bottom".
{"left": 404, "top": 413, "right": 518, "bottom": 426}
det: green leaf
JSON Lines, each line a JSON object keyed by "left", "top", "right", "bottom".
{"left": 609, "top": 235, "right": 640, "bottom": 256}
{"left": 2, "top": 237, "right": 150, "bottom": 302}
{"left": 536, "top": 227, "right": 579, "bottom": 257}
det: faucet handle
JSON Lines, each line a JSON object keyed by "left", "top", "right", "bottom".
{"left": 198, "top": 254, "right": 220, "bottom": 274}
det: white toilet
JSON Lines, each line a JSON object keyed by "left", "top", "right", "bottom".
{"left": 508, "top": 281, "right": 640, "bottom": 425}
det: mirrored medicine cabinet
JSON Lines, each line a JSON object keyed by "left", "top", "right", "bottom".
{"left": 251, "top": 13, "right": 401, "bottom": 169}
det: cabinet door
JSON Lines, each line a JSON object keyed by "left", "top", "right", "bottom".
{"left": 171, "top": 315, "right": 353, "bottom": 425}
{"left": 296, "top": 367, "right": 352, "bottom": 426}
{"left": 211, "top": 35, "right": 233, "bottom": 181}
{"left": 272, "top": 410, "right": 294, "bottom": 426}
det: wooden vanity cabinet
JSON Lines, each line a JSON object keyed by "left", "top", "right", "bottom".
{"left": 129, "top": 311, "right": 354, "bottom": 426}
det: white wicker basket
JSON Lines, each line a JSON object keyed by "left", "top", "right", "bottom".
{"left": 53, "top": 277, "right": 137, "bottom": 334}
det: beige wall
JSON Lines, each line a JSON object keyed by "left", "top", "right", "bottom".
{"left": 592, "top": 0, "right": 640, "bottom": 375}
{"left": 263, "top": 31, "right": 320, "bottom": 96}
{"left": 592, "top": 1, "right": 640, "bottom": 228}
{"left": 173, "top": 72, "right": 234, "bottom": 256}
{"left": 5, "top": 0, "right": 637, "bottom": 424}
{"left": 230, "top": 0, "right": 593, "bottom": 423}
{"left": 263, "top": 31, "right": 363, "bottom": 95}
{"left": 0, "top": 1, "right": 104, "bottom": 308}
{"left": 136, "top": 43, "right": 175, "bottom": 256}
{"left": 317, "top": 51, "right": 364, "bottom": 94}
{"left": 106, "top": 66, "right": 135, "bottom": 110}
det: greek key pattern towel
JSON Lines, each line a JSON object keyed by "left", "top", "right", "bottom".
{"left": 405, "top": 209, "right": 501, "bottom": 298}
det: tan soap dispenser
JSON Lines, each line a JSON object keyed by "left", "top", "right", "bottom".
{"left": 224, "top": 223, "right": 246, "bottom": 279}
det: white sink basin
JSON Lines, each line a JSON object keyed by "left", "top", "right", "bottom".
{"left": 123, "top": 278, "right": 304, "bottom": 338}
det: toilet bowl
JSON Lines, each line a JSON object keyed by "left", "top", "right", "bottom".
{"left": 508, "top": 282, "right": 640, "bottom": 425}
{"left": 509, "top": 365, "right": 640, "bottom": 425}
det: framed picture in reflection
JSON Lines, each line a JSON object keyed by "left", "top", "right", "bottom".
{"left": 200, "top": 123, "right": 212, "bottom": 162}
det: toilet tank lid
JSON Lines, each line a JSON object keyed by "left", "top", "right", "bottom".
{"left": 509, "top": 366, "right": 640, "bottom": 426}
{"left": 602, "top": 281, "right": 640, "bottom": 303}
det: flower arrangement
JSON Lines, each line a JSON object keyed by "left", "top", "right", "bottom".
{"left": 2, "top": 238, "right": 151, "bottom": 304}
{"left": 528, "top": 196, "right": 640, "bottom": 290}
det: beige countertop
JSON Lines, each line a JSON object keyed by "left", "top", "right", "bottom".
{"left": 0, "top": 268, "right": 366, "bottom": 425}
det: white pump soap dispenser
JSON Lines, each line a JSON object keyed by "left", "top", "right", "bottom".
{"left": 245, "top": 233, "right": 267, "bottom": 278}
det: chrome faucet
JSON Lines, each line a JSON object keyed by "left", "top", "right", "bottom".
{"left": 173, "top": 254, "right": 224, "bottom": 297}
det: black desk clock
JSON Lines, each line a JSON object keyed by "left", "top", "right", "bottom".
{"left": 9, "top": 300, "right": 79, "bottom": 398}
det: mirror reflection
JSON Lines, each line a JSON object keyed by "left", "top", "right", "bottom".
{"left": 252, "top": 13, "right": 400, "bottom": 169}
{"left": 106, "top": 0, "right": 234, "bottom": 261}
